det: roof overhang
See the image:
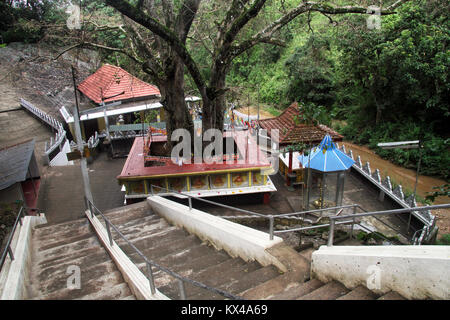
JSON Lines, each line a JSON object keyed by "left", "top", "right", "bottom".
{"left": 60, "top": 102, "right": 163, "bottom": 124}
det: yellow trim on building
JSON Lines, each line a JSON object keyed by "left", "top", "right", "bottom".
{"left": 118, "top": 166, "right": 271, "bottom": 181}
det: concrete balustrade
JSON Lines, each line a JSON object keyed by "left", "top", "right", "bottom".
{"left": 0, "top": 215, "right": 47, "bottom": 300}
{"left": 147, "top": 196, "right": 288, "bottom": 272}
{"left": 311, "top": 245, "right": 450, "bottom": 300}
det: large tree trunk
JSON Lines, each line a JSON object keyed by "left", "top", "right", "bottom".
{"left": 155, "top": 56, "right": 194, "bottom": 155}
{"left": 202, "top": 68, "right": 227, "bottom": 134}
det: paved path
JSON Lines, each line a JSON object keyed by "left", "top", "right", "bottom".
{"left": 37, "top": 153, "right": 126, "bottom": 224}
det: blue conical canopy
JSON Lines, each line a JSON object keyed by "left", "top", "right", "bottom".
{"left": 298, "top": 135, "right": 355, "bottom": 172}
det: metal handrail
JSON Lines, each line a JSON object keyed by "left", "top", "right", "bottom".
{"left": 150, "top": 184, "right": 449, "bottom": 246}
{"left": 0, "top": 207, "right": 24, "bottom": 271}
{"left": 149, "top": 184, "right": 364, "bottom": 240}
{"left": 327, "top": 203, "right": 450, "bottom": 246}
{"left": 84, "top": 198, "right": 242, "bottom": 300}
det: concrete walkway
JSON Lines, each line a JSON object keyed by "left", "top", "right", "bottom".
{"left": 37, "top": 152, "right": 126, "bottom": 224}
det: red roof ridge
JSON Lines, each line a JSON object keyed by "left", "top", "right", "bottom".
{"left": 78, "top": 64, "right": 160, "bottom": 104}
{"left": 258, "top": 101, "right": 343, "bottom": 144}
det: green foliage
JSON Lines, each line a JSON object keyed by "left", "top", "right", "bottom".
{"left": 285, "top": 35, "right": 336, "bottom": 110}
{"left": 341, "top": 120, "right": 450, "bottom": 179}
{"left": 0, "top": 0, "right": 58, "bottom": 43}
{"left": 435, "top": 234, "right": 450, "bottom": 245}
{"left": 426, "top": 184, "right": 450, "bottom": 202}
{"left": 133, "top": 110, "right": 158, "bottom": 124}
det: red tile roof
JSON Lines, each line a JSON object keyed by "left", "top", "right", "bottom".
{"left": 77, "top": 64, "right": 160, "bottom": 104}
{"left": 258, "top": 102, "right": 343, "bottom": 145}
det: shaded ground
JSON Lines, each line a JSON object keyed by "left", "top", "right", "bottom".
{"left": 37, "top": 152, "right": 126, "bottom": 224}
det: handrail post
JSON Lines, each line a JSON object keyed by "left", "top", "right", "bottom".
{"left": 146, "top": 262, "right": 156, "bottom": 295}
{"left": 7, "top": 246, "right": 14, "bottom": 261}
{"left": 17, "top": 207, "right": 23, "bottom": 226}
{"left": 269, "top": 215, "right": 274, "bottom": 240}
{"left": 178, "top": 279, "right": 187, "bottom": 300}
{"left": 350, "top": 206, "right": 357, "bottom": 239}
{"left": 105, "top": 219, "right": 113, "bottom": 247}
{"left": 150, "top": 184, "right": 154, "bottom": 196}
{"left": 328, "top": 219, "right": 335, "bottom": 247}
{"left": 90, "top": 201, "right": 94, "bottom": 217}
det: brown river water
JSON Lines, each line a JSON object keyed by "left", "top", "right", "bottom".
{"left": 341, "top": 141, "right": 449, "bottom": 205}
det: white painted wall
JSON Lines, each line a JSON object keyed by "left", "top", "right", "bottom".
{"left": 311, "top": 245, "right": 450, "bottom": 300}
{"left": 0, "top": 214, "right": 47, "bottom": 300}
{"left": 147, "top": 196, "right": 287, "bottom": 271}
{"left": 49, "top": 140, "right": 74, "bottom": 166}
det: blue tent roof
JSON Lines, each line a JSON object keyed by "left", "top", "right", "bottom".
{"left": 298, "top": 135, "right": 355, "bottom": 172}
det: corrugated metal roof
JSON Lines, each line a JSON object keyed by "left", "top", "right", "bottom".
{"left": 77, "top": 64, "right": 160, "bottom": 104}
{"left": 0, "top": 139, "right": 36, "bottom": 190}
{"left": 258, "top": 102, "right": 343, "bottom": 145}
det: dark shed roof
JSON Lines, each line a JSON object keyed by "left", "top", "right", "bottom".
{"left": 0, "top": 139, "right": 36, "bottom": 190}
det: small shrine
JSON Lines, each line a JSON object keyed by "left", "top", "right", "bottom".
{"left": 257, "top": 102, "right": 343, "bottom": 187}
{"left": 298, "top": 135, "right": 355, "bottom": 210}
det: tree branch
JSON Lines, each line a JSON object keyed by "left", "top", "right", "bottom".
{"left": 105, "top": 0, "right": 207, "bottom": 96}
{"left": 54, "top": 41, "right": 142, "bottom": 64}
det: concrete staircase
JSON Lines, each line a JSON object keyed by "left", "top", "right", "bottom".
{"left": 28, "top": 218, "right": 135, "bottom": 300}
{"left": 24, "top": 200, "right": 407, "bottom": 300}
{"left": 264, "top": 279, "right": 405, "bottom": 300}
{"left": 101, "top": 203, "right": 283, "bottom": 300}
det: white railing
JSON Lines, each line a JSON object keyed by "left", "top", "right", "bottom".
{"left": 20, "top": 98, "right": 62, "bottom": 132}
{"left": 87, "top": 131, "right": 99, "bottom": 149}
{"left": 335, "top": 143, "right": 436, "bottom": 243}
{"left": 44, "top": 125, "right": 67, "bottom": 164}
{"left": 20, "top": 98, "right": 69, "bottom": 165}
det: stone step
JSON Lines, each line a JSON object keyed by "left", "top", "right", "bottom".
{"left": 135, "top": 243, "right": 230, "bottom": 275}
{"left": 189, "top": 260, "right": 263, "bottom": 300}
{"left": 79, "top": 282, "right": 134, "bottom": 300}
{"left": 269, "top": 278, "right": 324, "bottom": 300}
{"left": 128, "top": 235, "right": 205, "bottom": 274}
{"left": 378, "top": 291, "right": 407, "bottom": 300}
{"left": 33, "top": 225, "right": 95, "bottom": 252}
{"left": 298, "top": 280, "right": 349, "bottom": 300}
{"left": 32, "top": 249, "right": 112, "bottom": 292}
{"left": 337, "top": 285, "right": 379, "bottom": 300}
{"left": 107, "top": 213, "right": 161, "bottom": 233}
{"left": 101, "top": 214, "right": 165, "bottom": 239}
{"left": 103, "top": 201, "right": 149, "bottom": 220}
{"left": 35, "top": 271, "right": 126, "bottom": 300}
{"left": 32, "top": 260, "right": 119, "bottom": 298}
{"left": 158, "top": 258, "right": 259, "bottom": 300}
{"left": 113, "top": 225, "right": 180, "bottom": 251}
{"left": 103, "top": 207, "right": 153, "bottom": 226}
{"left": 33, "top": 218, "right": 90, "bottom": 240}
{"left": 120, "top": 230, "right": 198, "bottom": 260}
{"left": 229, "top": 265, "right": 281, "bottom": 296}
{"left": 33, "top": 237, "right": 105, "bottom": 269}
